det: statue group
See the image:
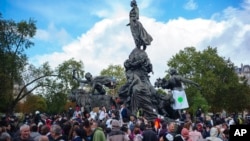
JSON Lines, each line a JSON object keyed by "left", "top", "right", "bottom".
{"left": 120, "top": 0, "right": 200, "bottom": 121}
{"left": 69, "top": 0, "right": 200, "bottom": 121}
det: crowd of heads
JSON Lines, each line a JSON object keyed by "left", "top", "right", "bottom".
{"left": 0, "top": 106, "right": 250, "bottom": 141}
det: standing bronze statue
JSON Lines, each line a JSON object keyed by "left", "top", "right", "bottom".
{"left": 127, "top": 0, "right": 153, "bottom": 50}
{"left": 117, "top": 0, "right": 163, "bottom": 121}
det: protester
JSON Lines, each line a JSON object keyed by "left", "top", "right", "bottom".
{"left": 107, "top": 119, "right": 128, "bottom": 141}
{"left": 189, "top": 125, "right": 203, "bottom": 141}
{"left": 30, "top": 124, "right": 41, "bottom": 141}
{"left": 91, "top": 120, "right": 106, "bottom": 141}
{"left": 141, "top": 122, "right": 158, "bottom": 141}
{"left": 49, "top": 125, "right": 66, "bottom": 141}
{"left": 133, "top": 127, "right": 143, "bottom": 141}
{"left": 38, "top": 135, "right": 49, "bottom": 141}
{"left": 205, "top": 127, "right": 223, "bottom": 141}
{"left": 174, "top": 128, "right": 191, "bottom": 141}
{"left": 0, "top": 132, "right": 11, "bottom": 141}
{"left": 71, "top": 128, "right": 82, "bottom": 141}
{"left": 13, "top": 124, "right": 34, "bottom": 141}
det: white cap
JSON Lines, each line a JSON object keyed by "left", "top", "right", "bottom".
{"left": 35, "top": 111, "right": 40, "bottom": 114}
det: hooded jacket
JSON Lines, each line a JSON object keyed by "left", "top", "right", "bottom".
{"left": 206, "top": 127, "right": 223, "bottom": 141}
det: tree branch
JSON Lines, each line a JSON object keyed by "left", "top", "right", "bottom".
{"left": 14, "top": 74, "right": 58, "bottom": 103}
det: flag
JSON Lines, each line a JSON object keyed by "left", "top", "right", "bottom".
{"left": 172, "top": 90, "right": 189, "bottom": 110}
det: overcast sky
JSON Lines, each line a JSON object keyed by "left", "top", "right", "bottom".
{"left": 1, "top": 0, "right": 250, "bottom": 82}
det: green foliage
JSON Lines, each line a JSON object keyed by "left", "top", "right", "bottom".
{"left": 0, "top": 13, "right": 36, "bottom": 113}
{"left": 36, "top": 58, "right": 84, "bottom": 114}
{"left": 21, "top": 95, "right": 47, "bottom": 114}
{"left": 45, "top": 91, "right": 68, "bottom": 114}
{"left": 187, "top": 91, "right": 210, "bottom": 114}
{"left": 56, "top": 58, "right": 85, "bottom": 91}
{"left": 40, "top": 75, "right": 67, "bottom": 114}
{"left": 222, "top": 82, "right": 250, "bottom": 113}
{"left": 167, "top": 46, "right": 250, "bottom": 113}
{"left": 100, "top": 64, "right": 126, "bottom": 96}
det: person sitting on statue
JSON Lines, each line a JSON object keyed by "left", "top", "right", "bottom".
{"left": 127, "top": 0, "right": 153, "bottom": 50}
{"left": 73, "top": 70, "right": 116, "bottom": 95}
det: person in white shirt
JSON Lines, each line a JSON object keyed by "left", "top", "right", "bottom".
{"left": 98, "top": 106, "right": 107, "bottom": 121}
{"left": 89, "top": 110, "right": 97, "bottom": 120}
{"left": 73, "top": 106, "right": 82, "bottom": 119}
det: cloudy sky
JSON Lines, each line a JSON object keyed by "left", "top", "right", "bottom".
{"left": 1, "top": 0, "right": 250, "bottom": 82}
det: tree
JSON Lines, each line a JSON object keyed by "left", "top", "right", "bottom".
{"left": 0, "top": 14, "right": 86, "bottom": 114}
{"left": 36, "top": 58, "right": 85, "bottom": 114}
{"left": 100, "top": 64, "right": 126, "bottom": 96}
{"left": 0, "top": 13, "right": 37, "bottom": 114}
{"left": 222, "top": 81, "right": 250, "bottom": 113}
{"left": 56, "top": 58, "right": 85, "bottom": 91}
{"left": 8, "top": 63, "right": 58, "bottom": 114}
{"left": 18, "top": 94, "right": 47, "bottom": 114}
{"left": 167, "top": 46, "right": 250, "bottom": 113}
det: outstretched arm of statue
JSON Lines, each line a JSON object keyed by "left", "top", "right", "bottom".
{"left": 72, "top": 70, "right": 89, "bottom": 84}
{"left": 180, "top": 76, "right": 200, "bottom": 89}
{"left": 74, "top": 77, "right": 88, "bottom": 84}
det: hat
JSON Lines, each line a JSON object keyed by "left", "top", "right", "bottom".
{"left": 111, "top": 119, "right": 120, "bottom": 128}
{"left": 181, "top": 128, "right": 189, "bottom": 138}
{"left": 35, "top": 111, "right": 40, "bottom": 114}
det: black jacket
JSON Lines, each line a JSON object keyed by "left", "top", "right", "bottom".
{"left": 142, "top": 129, "right": 158, "bottom": 141}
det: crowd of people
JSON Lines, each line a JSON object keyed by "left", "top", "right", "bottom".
{"left": 0, "top": 105, "right": 250, "bottom": 141}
